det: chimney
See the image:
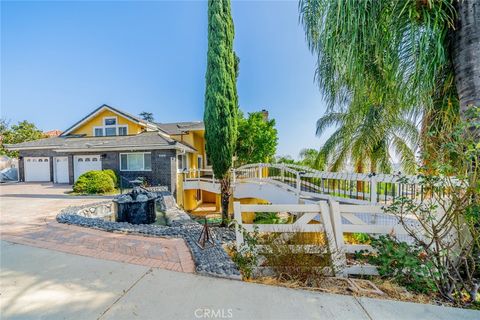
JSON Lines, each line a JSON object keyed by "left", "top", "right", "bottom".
{"left": 260, "top": 109, "right": 269, "bottom": 121}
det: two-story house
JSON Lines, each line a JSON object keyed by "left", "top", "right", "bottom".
{"left": 5, "top": 104, "right": 214, "bottom": 211}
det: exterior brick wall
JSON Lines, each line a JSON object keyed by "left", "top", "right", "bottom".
{"left": 18, "top": 149, "right": 72, "bottom": 183}
{"left": 102, "top": 150, "right": 177, "bottom": 192}
{"left": 18, "top": 149, "right": 178, "bottom": 192}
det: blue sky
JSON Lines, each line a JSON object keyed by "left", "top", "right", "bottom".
{"left": 1, "top": 0, "right": 328, "bottom": 158}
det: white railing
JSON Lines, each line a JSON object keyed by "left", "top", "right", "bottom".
{"left": 180, "top": 163, "right": 430, "bottom": 205}
{"left": 234, "top": 163, "right": 423, "bottom": 205}
{"left": 182, "top": 169, "right": 217, "bottom": 183}
{"left": 233, "top": 200, "right": 417, "bottom": 276}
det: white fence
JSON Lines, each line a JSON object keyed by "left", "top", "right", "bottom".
{"left": 233, "top": 200, "right": 416, "bottom": 276}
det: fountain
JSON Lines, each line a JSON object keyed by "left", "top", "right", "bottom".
{"left": 113, "top": 179, "right": 158, "bottom": 224}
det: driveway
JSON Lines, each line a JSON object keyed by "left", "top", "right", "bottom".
{"left": 0, "top": 183, "right": 194, "bottom": 272}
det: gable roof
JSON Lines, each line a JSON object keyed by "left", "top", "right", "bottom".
{"left": 157, "top": 121, "right": 204, "bottom": 135}
{"left": 60, "top": 104, "right": 162, "bottom": 136}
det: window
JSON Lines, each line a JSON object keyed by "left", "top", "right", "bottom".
{"left": 104, "top": 118, "right": 117, "bottom": 126}
{"left": 93, "top": 117, "right": 128, "bottom": 136}
{"left": 105, "top": 127, "right": 116, "bottom": 136}
{"left": 94, "top": 128, "right": 104, "bottom": 136}
{"left": 120, "top": 153, "right": 151, "bottom": 171}
{"left": 205, "top": 154, "right": 211, "bottom": 167}
{"left": 118, "top": 126, "right": 127, "bottom": 136}
{"left": 177, "top": 154, "right": 188, "bottom": 171}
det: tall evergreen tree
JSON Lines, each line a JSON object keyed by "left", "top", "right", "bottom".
{"left": 204, "top": 0, "right": 238, "bottom": 225}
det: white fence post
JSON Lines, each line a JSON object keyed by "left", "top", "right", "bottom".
{"left": 370, "top": 174, "right": 377, "bottom": 204}
{"left": 327, "top": 199, "right": 348, "bottom": 276}
{"left": 318, "top": 201, "right": 345, "bottom": 277}
{"left": 233, "top": 201, "right": 244, "bottom": 251}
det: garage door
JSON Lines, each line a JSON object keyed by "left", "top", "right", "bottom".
{"left": 54, "top": 157, "right": 69, "bottom": 183}
{"left": 24, "top": 157, "right": 51, "bottom": 182}
{"left": 74, "top": 155, "right": 101, "bottom": 181}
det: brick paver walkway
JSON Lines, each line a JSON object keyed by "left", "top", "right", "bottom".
{"left": 0, "top": 183, "right": 195, "bottom": 273}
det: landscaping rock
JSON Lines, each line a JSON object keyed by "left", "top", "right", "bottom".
{"left": 56, "top": 199, "right": 240, "bottom": 279}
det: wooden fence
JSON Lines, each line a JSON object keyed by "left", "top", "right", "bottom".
{"left": 233, "top": 200, "right": 417, "bottom": 276}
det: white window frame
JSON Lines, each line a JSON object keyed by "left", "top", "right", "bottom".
{"left": 197, "top": 155, "right": 203, "bottom": 169}
{"left": 120, "top": 152, "right": 152, "bottom": 172}
{"left": 93, "top": 127, "right": 104, "bottom": 137}
{"left": 104, "top": 127, "right": 117, "bottom": 136}
{"left": 92, "top": 117, "right": 129, "bottom": 136}
{"left": 205, "top": 153, "right": 212, "bottom": 168}
{"left": 118, "top": 125, "right": 128, "bottom": 136}
{"left": 177, "top": 153, "right": 189, "bottom": 172}
{"left": 104, "top": 116, "right": 117, "bottom": 126}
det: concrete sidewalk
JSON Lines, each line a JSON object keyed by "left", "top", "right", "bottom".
{"left": 1, "top": 241, "right": 478, "bottom": 320}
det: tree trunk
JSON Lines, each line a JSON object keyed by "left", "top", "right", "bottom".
{"left": 452, "top": 0, "right": 480, "bottom": 122}
{"left": 220, "top": 176, "right": 231, "bottom": 227}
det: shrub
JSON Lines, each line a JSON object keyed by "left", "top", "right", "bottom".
{"left": 253, "top": 212, "right": 286, "bottom": 224}
{"left": 73, "top": 170, "right": 115, "bottom": 194}
{"left": 358, "top": 235, "right": 436, "bottom": 294}
{"left": 231, "top": 224, "right": 259, "bottom": 279}
{"left": 262, "top": 231, "right": 337, "bottom": 283}
{"left": 103, "top": 169, "right": 118, "bottom": 186}
{"left": 383, "top": 114, "right": 480, "bottom": 304}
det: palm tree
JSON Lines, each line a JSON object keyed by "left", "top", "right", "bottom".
{"left": 299, "top": 0, "right": 479, "bottom": 128}
{"left": 298, "top": 148, "right": 325, "bottom": 169}
{"left": 316, "top": 104, "right": 419, "bottom": 174}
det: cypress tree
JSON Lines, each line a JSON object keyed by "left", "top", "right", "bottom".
{"left": 204, "top": 0, "right": 238, "bottom": 226}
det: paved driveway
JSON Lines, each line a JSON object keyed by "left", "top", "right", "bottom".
{"left": 0, "top": 183, "right": 194, "bottom": 272}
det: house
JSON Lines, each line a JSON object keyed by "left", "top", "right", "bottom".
{"left": 5, "top": 104, "right": 214, "bottom": 210}
{"left": 44, "top": 129, "right": 63, "bottom": 137}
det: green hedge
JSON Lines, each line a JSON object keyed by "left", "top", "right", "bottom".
{"left": 73, "top": 170, "right": 115, "bottom": 194}
{"left": 102, "top": 169, "right": 118, "bottom": 187}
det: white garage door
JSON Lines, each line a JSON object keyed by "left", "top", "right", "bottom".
{"left": 54, "top": 157, "right": 69, "bottom": 184}
{"left": 74, "top": 155, "right": 102, "bottom": 181}
{"left": 24, "top": 157, "right": 51, "bottom": 182}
